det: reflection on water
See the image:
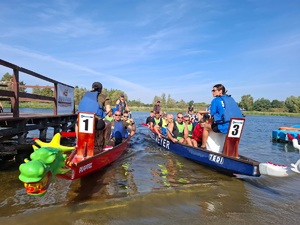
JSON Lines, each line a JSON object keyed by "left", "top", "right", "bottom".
{"left": 0, "top": 113, "right": 300, "bottom": 225}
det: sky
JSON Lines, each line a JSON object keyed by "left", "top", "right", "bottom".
{"left": 0, "top": 0, "right": 300, "bottom": 104}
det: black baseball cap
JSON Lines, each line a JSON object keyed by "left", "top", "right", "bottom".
{"left": 92, "top": 82, "right": 102, "bottom": 92}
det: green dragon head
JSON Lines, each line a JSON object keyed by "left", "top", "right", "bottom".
{"left": 19, "top": 133, "right": 74, "bottom": 197}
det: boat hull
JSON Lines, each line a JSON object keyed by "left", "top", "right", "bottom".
{"left": 58, "top": 139, "right": 130, "bottom": 180}
{"left": 150, "top": 132, "right": 260, "bottom": 177}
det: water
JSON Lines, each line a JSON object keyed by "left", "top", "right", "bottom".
{"left": 0, "top": 112, "right": 300, "bottom": 225}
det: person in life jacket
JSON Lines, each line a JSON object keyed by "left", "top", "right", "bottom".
{"left": 191, "top": 117, "right": 208, "bottom": 147}
{"left": 115, "top": 94, "right": 129, "bottom": 115}
{"left": 200, "top": 84, "right": 243, "bottom": 149}
{"left": 145, "top": 111, "right": 155, "bottom": 127}
{"left": 104, "top": 108, "right": 114, "bottom": 122}
{"left": 153, "top": 112, "right": 168, "bottom": 138}
{"left": 122, "top": 110, "right": 135, "bottom": 125}
{"left": 77, "top": 82, "right": 112, "bottom": 148}
{"left": 110, "top": 110, "right": 136, "bottom": 146}
{"left": 167, "top": 112, "right": 192, "bottom": 145}
{"left": 184, "top": 115, "right": 194, "bottom": 139}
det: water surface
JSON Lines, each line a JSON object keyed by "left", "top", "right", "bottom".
{"left": 0, "top": 112, "right": 299, "bottom": 225}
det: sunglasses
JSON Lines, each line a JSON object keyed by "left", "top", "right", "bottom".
{"left": 177, "top": 116, "right": 183, "bottom": 119}
{"left": 211, "top": 89, "right": 218, "bottom": 92}
{"left": 123, "top": 115, "right": 128, "bottom": 118}
{"left": 115, "top": 114, "right": 121, "bottom": 116}
{"left": 184, "top": 119, "right": 190, "bottom": 122}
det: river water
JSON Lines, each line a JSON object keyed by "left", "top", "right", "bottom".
{"left": 0, "top": 112, "right": 299, "bottom": 225}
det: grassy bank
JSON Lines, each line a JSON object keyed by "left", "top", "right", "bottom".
{"left": 242, "top": 111, "right": 300, "bottom": 117}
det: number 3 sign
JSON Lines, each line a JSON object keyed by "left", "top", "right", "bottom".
{"left": 228, "top": 118, "right": 245, "bottom": 138}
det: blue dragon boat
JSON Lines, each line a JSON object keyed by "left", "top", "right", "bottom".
{"left": 149, "top": 118, "right": 299, "bottom": 177}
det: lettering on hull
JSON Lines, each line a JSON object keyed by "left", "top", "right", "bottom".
{"left": 209, "top": 154, "right": 224, "bottom": 165}
{"left": 79, "top": 162, "right": 93, "bottom": 173}
{"left": 155, "top": 136, "right": 170, "bottom": 150}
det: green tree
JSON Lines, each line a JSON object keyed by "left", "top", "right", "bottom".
{"left": 161, "top": 93, "right": 166, "bottom": 105}
{"left": 271, "top": 99, "right": 284, "bottom": 108}
{"left": 177, "top": 99, "right": 186, "bottom": 110}
{"left": 285, "top": 96, "right": 300, "bottom": 113}
{"left": 188, "top": 100, "right": 194, "bottom": 106}
{"left": 239, "top": 94, "right": 253, "bottom": 111}
{"left": 166, "top": 94, "right": 176, "bottom": 108}
{"left": 253, "top": 98, "right": 271, "bottom": 111}
{"left": 32, "top": 85, "right": 42, "bottom": 95}
{"left": 74, "top": 87, "right": 87, "bottom": 105}
{"left": 1, "top": 73, "right": 26, "bottom": 92}
{"left": 40, "top": 88, "right": 53, "bottom": 97}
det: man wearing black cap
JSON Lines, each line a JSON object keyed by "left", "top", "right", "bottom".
{"left": 77, "top": 81, "right": 111, "bottom": 149}
{"left": 115, "top": 93, "right": 129, "bottom": 115}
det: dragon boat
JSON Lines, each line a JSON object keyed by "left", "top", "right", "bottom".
{"left": 19, "top": 112, "right": 130, "bottom": 196}
{"left": 148, "top": 118, "right": 300, "bottom": 177}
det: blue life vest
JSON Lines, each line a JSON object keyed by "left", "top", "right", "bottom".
{"left": 218, "top": 95, "right": 243, "bottom": 123}
{"left": 111, "top": 121, "right": 128, "bottom": 138}
{"left": 78, "top": 91, "right": 105, "bottom": 118}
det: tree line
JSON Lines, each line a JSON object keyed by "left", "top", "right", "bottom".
{"left": 1, "top": 73, "right": 300, "bottom": 113}
{"left": 239, "top": 94, "right": 300, "bottom": 113}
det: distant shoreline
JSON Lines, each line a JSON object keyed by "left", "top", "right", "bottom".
{"left": 2, "top": 103, "right": 300, "bottom": 117}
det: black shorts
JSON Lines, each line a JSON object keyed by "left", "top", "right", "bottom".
{"left": 211, "top": 123, "right": 221, "bottom": 133}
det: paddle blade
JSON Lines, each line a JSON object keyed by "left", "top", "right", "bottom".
{"left": 141, "top": 123, "right": 148, "bottom": 127}
{"left": 60, "top": 132, "right": 76, "bottom": 138}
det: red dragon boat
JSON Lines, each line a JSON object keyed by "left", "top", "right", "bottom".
{"left": 19, "top": 112, "right": 130, "bottom": 196}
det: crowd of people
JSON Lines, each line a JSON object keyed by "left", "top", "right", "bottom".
{"left": 76, "top": 81, "right": 242, "bottom": 151}
{"left": 146, "top": 83, "right": 243, "bottom": 149}
{"left": 77, "top": 81, "right": 136, "bottom": 150}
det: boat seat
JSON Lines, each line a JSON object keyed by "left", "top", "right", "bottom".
{"left": 206, "top": 132, "right": 226, "bottom": 153}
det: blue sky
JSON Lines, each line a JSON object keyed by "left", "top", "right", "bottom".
{"left": 1, "top": 0, "right": 299, "bottom": 104}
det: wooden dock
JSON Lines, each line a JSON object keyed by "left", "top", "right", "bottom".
{"left": 0, "top": 59, "right": 77, "bottom": 163}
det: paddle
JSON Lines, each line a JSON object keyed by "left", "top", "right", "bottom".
{"left": 141, "top": 123, "right": 148, "bottom": 127}
{"left": 60, "top": 131, "right": 76, "bottom": 138}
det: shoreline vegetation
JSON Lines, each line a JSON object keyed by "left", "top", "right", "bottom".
{"left": 2, "top": 102, "right": 300, "bottom": 117}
